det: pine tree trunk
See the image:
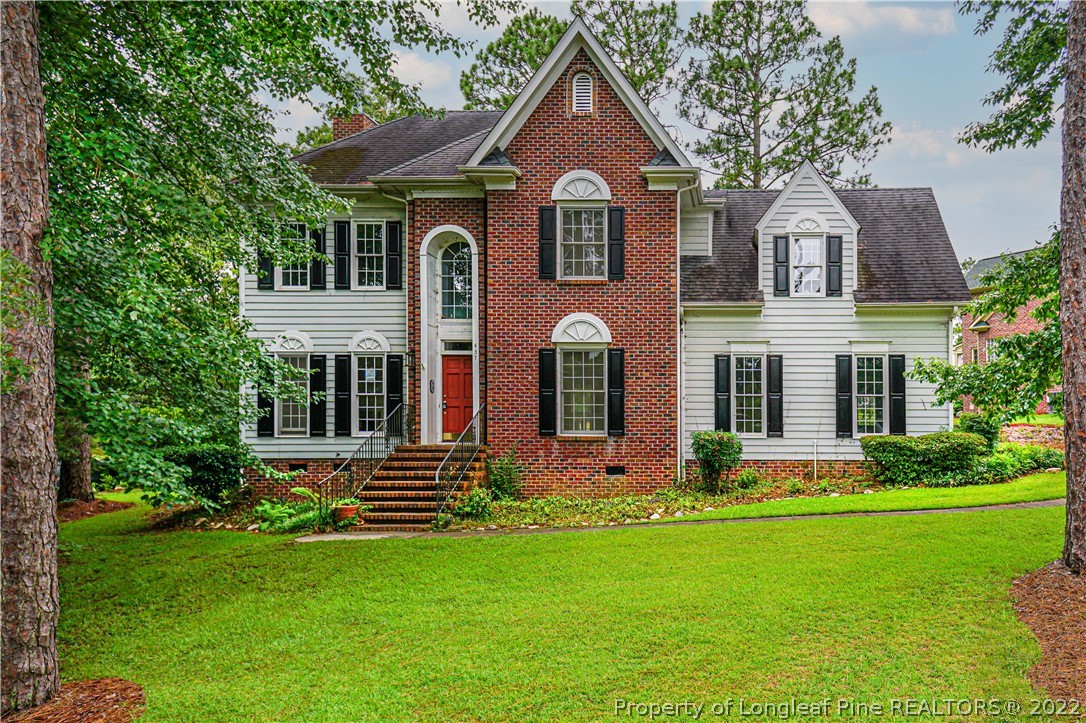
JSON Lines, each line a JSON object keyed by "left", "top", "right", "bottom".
{"left": 1, "top": 0, "right": 60, "bottom": 713}
{"left": 57, "top": 424, "right": 93, "bottom": 503}
{"left": 1062, "top": 0, "right": 1086, "bottom": 574}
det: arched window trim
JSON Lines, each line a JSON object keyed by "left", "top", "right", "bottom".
{"left": 348, "top": 330, "right": 391, "bottom": 353}
{"left": 551, "top": 169, "right": 611, "bottom": 202}
{"left": 271, "top": 330, "right": 313, "bottom": 353}
{"left": 551, "top": 312, "right": 612, "bottom": 345}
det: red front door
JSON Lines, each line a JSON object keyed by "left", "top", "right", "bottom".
{"left": 442, "top": 355, "right": 473, "bottom": 440}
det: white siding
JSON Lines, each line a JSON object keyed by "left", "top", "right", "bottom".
{"left": 242, "top": 197, "right": 408, "bottom": 458}
{"left": 680, "top": 209, "right": 712, "bottom": 256}
{"left": 682, "top": 305, "right": 954, "bottom": 461}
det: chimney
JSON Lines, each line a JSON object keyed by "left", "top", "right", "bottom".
{"left": 332, "top": 113, "right": 378, "bottom": 140}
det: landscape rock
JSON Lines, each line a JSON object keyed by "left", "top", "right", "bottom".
{"left": 864, "top": 490, "right": 874, "bottom": 494}
{"left": 649, "top": 513, "right": 661, "bottom": 520}
{"left": 703, "top": 506, "right": 714, "bottom": 512}
{"left": 486, "top": 525, "right": 497, "bottom": 530}
{"left": 1046, "top": 467, "right": 1062, "bottom": 473}
{"left": 211, "top": 522, "right": 224, "bottom": 529}
{"left": 528, "top": 525, "right": 539, "bottom": 529}
{"left": 829, "top": 493, "right": 841, "bottom": 497}
{"left": 674, "top": 511, "right": 684, "bottom": 517}
{"left": 246, "top": 524, "right": 260, "bottom": 532}
{"left": 194, "top": 517, "right": 208, "bottom": 527}
{"left": 623, "top": 518, "right": 633, "bottom": 524}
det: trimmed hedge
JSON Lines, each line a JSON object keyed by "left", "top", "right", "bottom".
{"left": 162, "top": 443, "right": 245, "bottom": 507}
{"left": 691, "top": 431, "right": 743, "bottom": 492}
{"left": 955, "top": 413, "right": 1001, "bottom": 453}
{"left": 860, "top": 432, "right": 988, "bottom": 487}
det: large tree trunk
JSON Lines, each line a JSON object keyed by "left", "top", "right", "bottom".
{"left": 1, "top": 0, "right": 59, "bottom": 713}
{"left": 1063, "top": 0, "right": 1086, "bottom": 574}
{"left": 57, "top": 422, "right": 93, "bottom": 503}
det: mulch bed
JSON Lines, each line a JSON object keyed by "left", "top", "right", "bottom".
{"left": 57, "top": 498, "right": 133, "bottom": 524}
{"left": 2, "top": 679, "right": 144, "bottom": 722}
{"left": 1013, "top": 561, "right": 1086, "bottom": 702}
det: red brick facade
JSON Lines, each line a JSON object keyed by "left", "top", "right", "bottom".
{"left": 246, "top": 459, "right": 339, "bottom": 499}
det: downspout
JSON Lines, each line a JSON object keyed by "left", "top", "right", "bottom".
{"left": 676, "top": 180, "right": 701, "bottom": 479}
{"left": 949, "top": 305, "right": 959, "bottom": 428}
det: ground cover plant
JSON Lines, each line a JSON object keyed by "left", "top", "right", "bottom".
{"left": 57, "top": 494, "right": 1064, "bottom": 721}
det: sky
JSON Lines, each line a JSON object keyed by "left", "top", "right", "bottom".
{"left": 270, "top": 1, "right": 1062, "bottom": 265}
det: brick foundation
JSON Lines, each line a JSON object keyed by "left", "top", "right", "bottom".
{"left": 685, "top": 458, "right": 868, "bottom": 483}
{"left": 245, "top": 459, "right": 339, "bottom": 499}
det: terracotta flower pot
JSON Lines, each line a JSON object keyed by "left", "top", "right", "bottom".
{"left": 333, "top": 505, "right": 360, "bottom": 523}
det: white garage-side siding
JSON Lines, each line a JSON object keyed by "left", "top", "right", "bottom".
{"left": 680, "top": 209, "right": 712, "bottom": 256}
{"left": 241, "top": 196, "right": 408, "bottom": 459}
{"left": 681, "top": 305, "right": 955, "bottom": 462}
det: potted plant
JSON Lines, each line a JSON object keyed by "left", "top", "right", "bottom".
{"left": 333, "top": 497, "right": 363, "bottom": 524}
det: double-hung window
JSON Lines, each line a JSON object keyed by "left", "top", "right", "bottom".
{"left": 559, "top": 347, "right": 606, "bottom": 434}
{"left": 278, "top": 223, "right": 310, "bottom": 290}
{"left": 354, "top": 354, "right": 385, "bottom": 434}
{"left": 855, "top": 355, "right": 886, "bottom": 435}
{"left": 733, "top": 355, "right": 765, "bottom": 437}
{"left": 791, "top": 236, "right": 824, "bottom": 296}
{"left": 560, "top": 207, "right": 606, "bottom": 279}
{"left": 354, "top": 221, "right": 384, "bottom": 289}
{"left": 276, "top": 353, "right": 309, "bottom": 436}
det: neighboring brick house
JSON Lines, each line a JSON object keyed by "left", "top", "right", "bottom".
{"left": 960, "top": 251, "right": 1058, "bottom": 414}
{"left": 240, "top": 21, "right": 970, "bottom": 526}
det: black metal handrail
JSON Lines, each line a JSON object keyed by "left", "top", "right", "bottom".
{"left": 435, "top": 404, "right": 486, "bottom": 517}
{"left": 317, "top": 403, "right": 415, "bottom": 517}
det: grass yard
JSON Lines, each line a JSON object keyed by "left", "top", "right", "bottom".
{"left": 668, "top": 472, "right": 1066, "bottom": 524}
{"left": 58, "top": 493, "right": 1064, "bottom": 721}
{"left": 1010, "top": 414, "right": 1064, "bottom": 427}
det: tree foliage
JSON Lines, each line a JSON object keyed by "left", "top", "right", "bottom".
{"left": 913, "top": 234, "right": 1061, "bottom": 422}
{"left": 38, "top": 0, "right": 512, "bottom": 506}
{"left": 460, "top": 8, "right": 567, "bottom": 111}
{"left": 677, "top": 0, "right": 891, "bottom": 189}
{"left": 958, "top": 1, "right": 1069, "bottom": 151}
{"left": 570, "top": 0, "right": 684, "bottom": 108}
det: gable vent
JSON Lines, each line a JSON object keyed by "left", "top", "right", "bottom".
{"left": 572, "top": 72, "right": 593, "bottom": 114}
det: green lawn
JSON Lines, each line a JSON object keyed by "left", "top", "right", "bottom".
{"left": 58, "top": 493, "right": 1064, "bottom": 721}
{"left": 666, "top": 472, "right": 1066, "bottom": 524}
{"left": 1009, "top": 414, "right": 1064, "bottom": 427}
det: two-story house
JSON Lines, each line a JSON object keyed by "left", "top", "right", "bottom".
{"left": 241, "top": 20, "right": 971, "bottom": 528}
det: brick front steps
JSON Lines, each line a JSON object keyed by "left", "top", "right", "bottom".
{"left": 346, "top": 444, "right": 486, "bottom": 533}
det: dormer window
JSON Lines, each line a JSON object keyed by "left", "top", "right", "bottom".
{"left": 772, "top": 216, "right": 843, "bottom": 298}
{"left": 791, "top": 236, "right": 824, "bottom": 296}
{"left": 572, "top": 72, "right": 593, "bottom": 114}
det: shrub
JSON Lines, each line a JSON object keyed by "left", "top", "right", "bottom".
{"left": 691, "top": 431, "right": 743, "bottom": 492}
{"left": 861, "top": 432, "right": 987, "bottom": 487}
{"left": 956, "top": 413, "right": 1001, "bottom": 453}
{"left": 734, "top": 468, "right": 762, "bottom": 490}
{"left": 486, "top": 443, "right": 525, "bottom": 501}
{"left": 162, "top": 443, "right": 245, "bottom": 509}
{"left": 453, "top": 486, "right": 492, "bottom": 520}
{"left": 252, "top": 488, "right": 335, "bottom": 533}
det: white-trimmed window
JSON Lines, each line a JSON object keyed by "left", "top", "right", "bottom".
{"left": 971, "top": 348, "right": 979, "bottom": 364}
{"left": 276, "top": 353, "right": 309, "bottom": 436}
{"left": 855, "top": 355, "right": 886, "bottom": 435}
{"left": 984, "top": 337, "right": 998, "bottom": 362}
{"left": 559, "top": 347, "right": 606, "bottom": 434}
{"left": 441, "top": 241, "right": 472, "bottom": 319}
{"left": 791, "top": 235, "right": 824, "bottom": 296}
{"left": 278, "top": 223, "right": 310, "bottom": 290}
{"left": 354, "top": 221, "right": 384, "bottom": 289}
{"left": 560, "top": 207, "right": 606, "bottom": 279}
{"left": 733, "top": 355, "right": 765, "bottom": 437}
{"left": 572, "top": 72, "right": 593, "bottom": 114}
{"left": 354, "top": 354, "right": 385, "bottom": 434}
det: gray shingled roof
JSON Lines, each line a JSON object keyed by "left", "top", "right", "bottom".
{"left": 963, "top": 250, "right": 1029, "bottom": 290}
{"left": 683, "top": 188, "right": 971, "bottom": 305}
{"left": 292, "top": 111, "right": 504, "bottom": 184}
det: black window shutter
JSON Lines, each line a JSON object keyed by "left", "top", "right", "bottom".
{"left": 310, "top": 227, "right": 326, "bottom": 290}
{"left": 827, "top": 235, "right": 843, "bottom": 297}
{"left": 386, "top": 221, "right": 403, "bottom": 290}
{"left": 309, "top": 355, "right": 326, "bottom": 436}
{"left": 257, "top": 249, "right": 274, "bottom": 290}
{"left": 607, "top": 206, "right": 625, "bottom": 280}
{"left": 889, "top": 354, "right": 907, "bottom": 435}
{"left": 539, "top": 349, "right": 557, "bottom": 435}
{"left": 386, "top": 353, "right": 404, "bottom": 425}
{"left": 773, "top": 236, "right": 789, "bottom": 297}
{"left": 607, "top": 348, "right": 625, "bottom": 436}
{"left": 257, "top": 387, "right": 274, "bottom": 437}
{"left": 334, "top": 354, "right": 352, "bottom": 436}
{"left": 767, "top": 354, "right": 783, "bottom": 438}
{"left": 714, "top": 354, "right": 731, "bottom": 432}
{"left": 334, "top": 221, "right": 351, "bottom": 289}
{"left": 539, "top": 206, "right": 557, "bottom": 279}
{"left": 836, "top": 354, "right": 853, "bottom": 438}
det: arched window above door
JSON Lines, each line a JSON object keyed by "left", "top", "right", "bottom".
{"left": 441, "top": 241, "right": 472, "bottom": 319}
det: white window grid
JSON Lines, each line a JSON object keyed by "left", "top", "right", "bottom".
{"left": 790, "top": 235, "right": 824, "bottom": 296}
{"left": 355, "top": 354, "right": 385, "bottom": 435}
{"left": 733, "top": 355, "right": 765, "bottom": 437}
{"left": 855, "top": 355, "right": 886, "bottom": 436}
{"left": 279, "top": 223, "right": 310, "bottom": 290}
{"left": 559, "top": 347, "right": 606, "bottom": 435}
{"left": 560, "top": 207, "right": 606, "bottom": 279}
{"left": 441, "top": 241, "right": 472, "bottom": 319}
{"left": 276, "top": 353, "right": 309, "bottom": 436}
{"left": 355, "top": 221, "right": 384, "bottom": 289}
{"left": 572, "top": 72, "right": 593, "bottom": 114}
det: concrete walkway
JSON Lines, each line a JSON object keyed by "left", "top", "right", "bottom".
{"left": 294, "top": 497, "right": 1066, "bottom": 543}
